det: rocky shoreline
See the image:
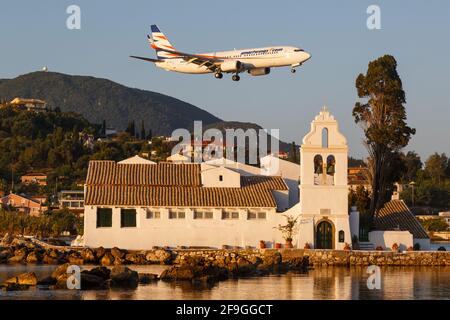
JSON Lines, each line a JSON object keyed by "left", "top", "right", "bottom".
{"left": 1, "top": 235, "right": 449, "bottom": 291}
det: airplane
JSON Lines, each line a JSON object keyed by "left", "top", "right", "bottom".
{"left": 130, "top": 25, "right": 311, "bottom": 81}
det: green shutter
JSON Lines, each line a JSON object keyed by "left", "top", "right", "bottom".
{"left": 121, "top": 209, "right": 137, "bottom": 228}
{"left": 97, "top": 208, "right": 112, "bottom": 228}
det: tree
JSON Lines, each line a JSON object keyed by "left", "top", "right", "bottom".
{"left": 425, "top": 153, "right": 448, "bottom": 185}
{"left": 420, "top": 218, "right": 449, "bottom": 232}
{"left": 348, "top": 157, "right": 366, "bottom": 167}
{"left": 126, "top": 120, "right": 135, "bottom": 137}
{"left": 146, "top": 129, "right": 153, "bottom": 141}
{"left": 140, "top": 120, "right": 146, "bottom": 140}
{"left": 101, "top": 119, "right": 106, "bottom": 136}
{"left": 399, "top": 151, "right": 422, "bottom": 183}
{"left": 289, "top": 142, "right": 298, "bottom": 164}
{"left": 352, "top": 55, "right": 415, "bottom": 217}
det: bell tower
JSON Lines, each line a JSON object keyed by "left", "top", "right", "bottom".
{"left": 298, "top": 107, "right": 350, "bottom": 249}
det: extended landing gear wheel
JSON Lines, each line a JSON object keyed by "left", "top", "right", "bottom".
{"left": 214, "top": 72, "right": 223, "bottom": 79}
{"left": 232, "top": 74, "right": 240, "bottom": 81}
{"left": 291, "top": 68, "right": 297, "bottom": 74}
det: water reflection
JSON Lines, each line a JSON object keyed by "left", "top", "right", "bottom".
{"left": 0, "top": 265, "right": 449, "bottom": 300}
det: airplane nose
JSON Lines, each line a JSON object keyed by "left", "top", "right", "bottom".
{"left": 303, "top": 52, "right": 311, "bottom": 61}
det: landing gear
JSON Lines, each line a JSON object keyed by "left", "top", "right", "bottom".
{"left": 291, "top": 68, "right": 297, "bottom": 74}
{"left": 214, "top": 72, "right": 223, "bottom": 79}
{"left": 232, "top": 74, "right": 240, "bottom": 81}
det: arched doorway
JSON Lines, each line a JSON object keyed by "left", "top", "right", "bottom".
{"left": 316, "top": 220, "right": 334, "bottom": 249}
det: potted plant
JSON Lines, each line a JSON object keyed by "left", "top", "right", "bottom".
{"left": 304, "top": 243, "right": 312, "bottom": 249}
{"left": 259, "top": 240, "right": 266, "bottom": 249}
{"left": 274, "top": 214, "right": 299, "bottom": 249}
{"left": 376, "top": 246, "right": 384, "bottom": 251}
{"left": 343, "top": 242, "right": 351, "bottom": 251}
{"left": 391, "top": 243, "right": 399, "bottom": 252}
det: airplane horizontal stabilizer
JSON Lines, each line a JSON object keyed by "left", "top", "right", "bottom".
{"left": 129, "top": 56, "right": 160, "bottom": 63}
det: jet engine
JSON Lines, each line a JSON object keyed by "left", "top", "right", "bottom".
{"left": 248, "top": 67, "right": 271, "bottom": 76}
{"left": 220, "top": 60, "right": 242, "bottom": 72}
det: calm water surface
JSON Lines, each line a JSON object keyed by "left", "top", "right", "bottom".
{"left": 0, "top": 264, "right": 449, "bottom": 300}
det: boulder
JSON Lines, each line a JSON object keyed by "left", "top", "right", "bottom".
{"left": 261, "top": 250, "right": 282, "bottom": 266}
{"left": 113, "top": 257, "right": 125, "bottom": 265}
{"left": 145, "top": 249, "right": 172, "bottom": 264}
{"left": 80, "top": 273, "right": 108, "bottom": 290}
{"left": 8, "top": 252, "right": 27, "bottom": 263}
{"left": 80, "top": 248, "right": 96, "bottom": 263}
{"left": 125, "top": 253, "right": 145, "bottom": 265}
{"left": 2, "top": 283, "right": 30, "bottom": 291}
{"left": 51, "top": 263, "right": 70, "bottom": 279}
{"left": 160, "top": 266, "right": 195, "bottom": 281}
{"left": 83, "top": 266, "right": 111, "bottom": 280}
{"left": 68, "top": 252, "right": 84, "bottom": 265}
{"left": 138, "top": 273, "right": 158, "bottom": 284}
{"left": 100, "top": 252, "right": 115, "bottom": 266}
{"left": 0, "top": 233, "right": 13, "bottom": 246}
{"left": 110, "top": 266, "right": 139, "bottom": 288}
{"left": 0, "top": 250, "right": 11, "bottom": 263}
{"left": 42, "top": 254, "right": 59, "bottom": 265}
{"left": 111, "top": 247, "right": 125, "bottom": 259}
{"left": 37, "top": 276, "right": 57, "bottom": 286}
{"left": 4, "top": 272, "right": 38, "bottom": 286}
{"left": 26, "top": 251, "right": 41, "bottom": 264}
{"left": 95, "top": 246, "right": 106, "bottom": 259}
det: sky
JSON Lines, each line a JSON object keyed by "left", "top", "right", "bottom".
{"left": 1, "top": 0, "right": 449, "bottom": 159}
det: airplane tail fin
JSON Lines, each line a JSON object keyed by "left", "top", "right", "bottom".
{"left": 149, "top": 25, "right": 178, "bottom": 59}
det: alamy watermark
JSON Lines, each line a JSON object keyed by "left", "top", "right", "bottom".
{"left": 367, "top": 5, "right": 381, "bottom": 30}
{"left": 366, "top": 265, "right": 381, "bottom": 290}
{"left": 66, "top": 5, "right": 81, "bottom": 30}
{"left": 66, "top": 264, "right": 81, "bottom": 289}
{"left": 170, "top": 121, "right": 280, "bottom": 173}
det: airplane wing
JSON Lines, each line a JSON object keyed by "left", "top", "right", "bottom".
{"left": 153, "top": 46, "right": 222, "bottom": 72}
{"left": 129, "top": 55, "right": 160, "bottom": 63}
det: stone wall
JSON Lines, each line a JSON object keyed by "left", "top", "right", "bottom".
{"left": 170, "top": 249, "right": 450, "bottom": 267}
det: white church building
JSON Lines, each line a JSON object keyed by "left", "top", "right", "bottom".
{"left": 83, "top": 107, "right": 362, "bottom": 250}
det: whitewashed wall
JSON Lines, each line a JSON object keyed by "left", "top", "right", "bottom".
{"left": 368, "top": 231, "right": 413, "bottom": 251}
{"left": 83, "top": 206, "right": 287, "bottom": 250}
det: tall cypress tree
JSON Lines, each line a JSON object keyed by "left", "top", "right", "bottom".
{"left": 353, "top": 55, "right": 415, "bottom": 216}
{"left": 140, "top": 120, "right": 146, "bottom": 140}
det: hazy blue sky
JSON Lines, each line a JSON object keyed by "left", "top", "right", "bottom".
{"left": 1, "top": 0, "right": 449, "bottom": 159}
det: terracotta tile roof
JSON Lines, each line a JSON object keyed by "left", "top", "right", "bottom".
{"left": 86, "top": 161, "right": 201, "bottom": 186}
{"left": 85, "top": 161, "right": 287, "bottom": 208}
{"left": 374, "top": 200, "right": 429, "bottom": 239}
{"left": 241, "top": 175, "right": 288, "bottom": 190}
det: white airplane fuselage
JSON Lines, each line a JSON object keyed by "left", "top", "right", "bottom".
{"left": 155, "top": 46, "right": 311, "bottom": 74}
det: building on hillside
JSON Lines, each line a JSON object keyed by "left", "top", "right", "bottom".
{"left": 83, "top": 161, "right": 289, "bottom": 249}
{"left": 348, "top": 166, "right": 371, "bottom": 191}
{"left": 439, "top": 212, "right": 450, "bottom": 227}
{"left": 20, "top": 173, "right": 47, "bottom": 186}
{"left": 9, "top": 98, "right": 47, "bottom": 112}
{"left": 58, "top": 190, "right": 84, "bottom": 216}
{"left": 371, "top": 200, "right": 430, "bottom": 250}
{"left": 1, "top": 193, "right": 46, "bottom": 216}
{"left": 31, "top": 195, "right": 47, "bottom": 205}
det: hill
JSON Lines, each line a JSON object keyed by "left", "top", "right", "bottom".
{"left": 0, "top": 72, "right": 221, "bottom": 135}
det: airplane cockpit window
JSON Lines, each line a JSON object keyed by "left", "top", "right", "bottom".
{"left": 294, "top": 49, "right": 304, "bottom": 52}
